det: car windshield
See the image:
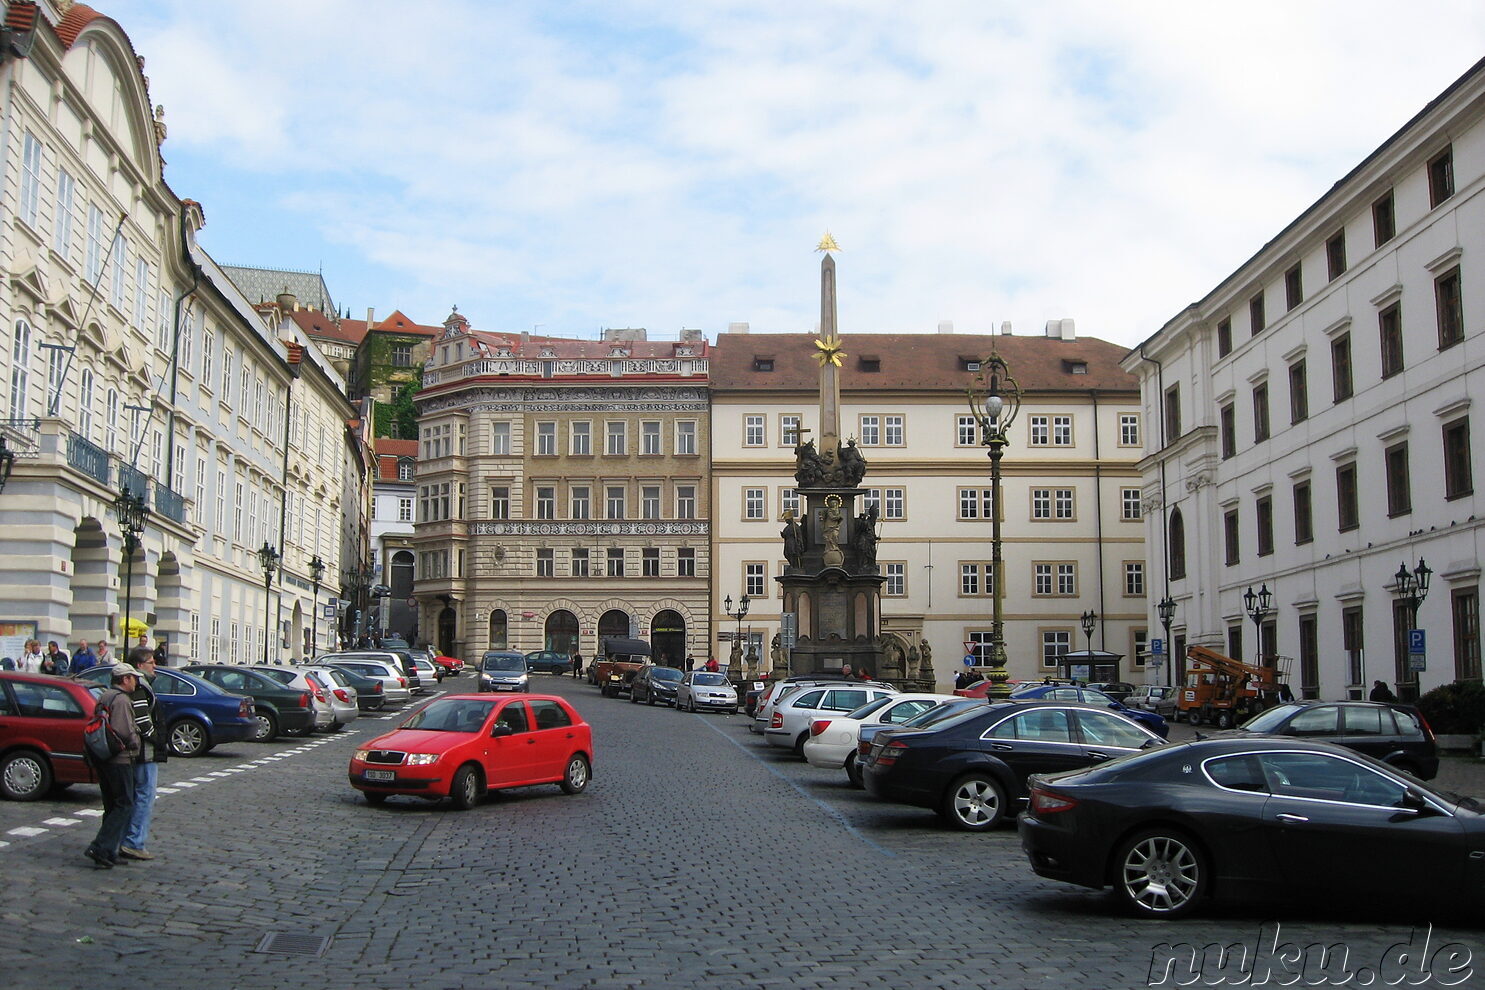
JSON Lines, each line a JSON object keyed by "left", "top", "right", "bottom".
{"left": 905, "top": 700, "right": 981, "bottom": 728}
{"left": 402, "top": 698, "right": 494, "bottom": 732}
{"left": 692, "top": 673, "right": 728, "bottom": 686}
{"left": 483, "top": 655, "right": 525, "bottom": 672}
{"left": 1239, "top": 704, "right": 1305, "bottom": 733}
{"left": 846, "top": 696, "right": 896, "bottom": 720}
{"left": 1083, "top": 689, "right": 1117, "bottom": 705}
{"left": 651, "top": 668, "right": 683, "bottom": 683}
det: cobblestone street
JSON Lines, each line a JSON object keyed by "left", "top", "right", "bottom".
{"left": 1, "top": 677, "right": 1480, "bottom": 990}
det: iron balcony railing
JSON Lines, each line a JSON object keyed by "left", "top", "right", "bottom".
{"left": 119, "top": 463, "right": 150, "bottom": 500}
{"left": 66, "top": 431, "right": 110, "bottom": 487}
{"left": 154, "top": 484, "right": 186, "bottom": 524}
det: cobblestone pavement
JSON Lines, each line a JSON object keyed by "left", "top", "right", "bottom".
{"left": 0, "top": 678, "right": 1480, "bottom": 989}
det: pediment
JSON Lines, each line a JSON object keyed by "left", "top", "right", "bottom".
{"left": 50, "top": 295, "right": 83, "bottom": 330}
{"left": 10, "top": 266, "right": 49, "bottom": 303}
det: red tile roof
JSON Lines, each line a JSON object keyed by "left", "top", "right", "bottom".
{"left": 289, "top": 309, "right": 366, "bottom": 345}
{"left": 5, "top": 3, "right": 39, "bottom": 33}
{"left": 375, "top": 439, "right": 418, "bottom": 481}
{"left": 463, "top": 330, "right": 709, "bottom": 360}
{"left": 371, "top": 310, "right": 438, "bottom": 338}
{"left": 54, "top": 3, "right": 104, "bottom": 49}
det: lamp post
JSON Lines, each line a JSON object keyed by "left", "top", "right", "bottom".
{"left": 1243, "top": 583, "right": 1273, "bottom": 666}
{"left": 967, "top": 350, "right": 1023, "bottom": 698}
{"left": 1080, "top": 610, "right": 1097, "bottom": 683}
{"left": 308, "top": 555, "right": 325, "bottom": 659}
{"left": 724, "top": 593, "right": 750, "bottom": 676}
{"left": 113, "top": 486, "right": 148, "bottom": 644}
{"left": 0, "top": 434, "right": 15, "bottom": 494}
{"left": 1391, "top": 558, "right": 1431, "bottom": 698}
{"left": 1157, "top": 595, "right": 1177, "bottom": 688}
{"left": 257, "top": 542, "right": 280, "bottom": 665}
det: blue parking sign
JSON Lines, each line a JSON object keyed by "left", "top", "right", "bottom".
{"left": 1408, "top": 629, "right": 1426, "bottom": 652}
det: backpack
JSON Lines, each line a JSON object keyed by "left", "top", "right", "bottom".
{"left": 83, "top": 693, "right": 128, "bottom": 763}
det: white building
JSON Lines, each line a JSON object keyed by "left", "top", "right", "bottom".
{"left": 1123, "top": 56, "right": 1485, "bottom": 701}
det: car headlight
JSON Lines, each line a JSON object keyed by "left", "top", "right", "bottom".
{"left": 354, "top": 749, "right": 371, "bottom": 762}
{"left": 405, "top": 753, "right": 439, "bottom": 766}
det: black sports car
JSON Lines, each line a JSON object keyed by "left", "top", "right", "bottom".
{"left": 1019, "top": 736, "right": 1485, "bottom": 920}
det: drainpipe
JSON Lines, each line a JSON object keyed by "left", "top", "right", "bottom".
{"left": 275, "top": 341, "right": 302, "bottom": 656}
{"left": 1137, "top": 342, "right": 1171, "bottom": 686}
{"left": 1090, "top": 390, "right": 1105, "bottom": 661}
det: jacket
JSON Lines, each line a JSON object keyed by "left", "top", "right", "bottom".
{"left": 72, "top": 648, "right": 98, "bottom": 673}
{"left": 100, "top": 687, "right": 141, "bottom": 766}
{"left": 128, "top": 678, "right": 168, "bottom": 763}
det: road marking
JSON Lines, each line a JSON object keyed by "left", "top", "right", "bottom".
{"left": 41, "top": 817, "right": 80, "bottom": 827}
{"left": 7, "top": 826, "right": 46, "bottom": 837}
{"left": 75, "top": 808, "right": 102, "bottom": 817}
{"left": 190, "top": 776, "right": 214, "bottom": 782}
{"left": 157, "top": 787, "right": 178, "bottom": 794}
{"left": 173, "top": 781, "right": 197, "bottom": 788}
{"left": 208, "top": 771, "right": 231, "bottom": 777}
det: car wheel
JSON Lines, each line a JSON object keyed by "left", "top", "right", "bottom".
{"left": 793, "top": 732, "right": 810, "bottom": 757}
{"left": 728, "top": 707, "right": 738, "bottom": 715}
{"left": 1115, "top": 828, "right": 1208, "bottom": 920}
{"left": 0, "top": 749, "right": 51, "bottom": 801}
{"left": 845, "top": 753, "right": 863, "bottom": 789}
{"left": 1216, "top": 710, "right": 1234, "bottom": 730}
{"left": 647, "top": 694, "right": 656, "bottom": 707}
{"left": 450, "top": 765, "right": 483, "bottom": 810}
{"left": 941, "top": 773, "right": 1007, "bottom": 831}
{"left": 252, "top": 710, "right": 279, "bottom": 743}
{"left": 365, "top": 791, "right": 388, "bottom": 806}
{"left": 629, "top": 690, "right": 638, "bottom": 704}
{"left": 561, "top": 754, "right": 590, "bottom": 794}
{"left": 168, "top": 717, "right": 209, "bottom": 758}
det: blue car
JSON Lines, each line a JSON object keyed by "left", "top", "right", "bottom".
{"left": 1009, "top": 683, "right": 1169, "bottom": 737}
{"left": 75, "top": 665, "right": 257, "bottom": 757}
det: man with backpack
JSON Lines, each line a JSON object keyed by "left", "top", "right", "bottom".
{"left": 84, "top": 664, "right": 142, "bottom": 869}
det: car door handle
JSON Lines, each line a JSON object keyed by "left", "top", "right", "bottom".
{"left": 1276, "top": 813, "right": 1309, "bottom": 823}
{"left": 1086, "top": 750, "right": 1111, "bottom": 761}
{"left": 990, "top": 743, "right": 1013, "bottom": 752}
{"left": 526, "top": 738, "right": 536, "bottom": 745}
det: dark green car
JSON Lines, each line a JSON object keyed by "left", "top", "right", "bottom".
{"left": 524, "top": 651, "right": 573, "bottom": 675}
{"left": 181, "top": 664, "right": 317, "bottom": 742}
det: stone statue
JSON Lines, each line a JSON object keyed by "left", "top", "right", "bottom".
{"left": 905, "top": 645, "right": 921, "bottom": 681}
{"left": 770, "top": 634, "right": 785, "bottom": 675}
{"left": 852, "top": 503, "right": 878, "bottom": 568}
{"left": 881, "top": 637, "right": 905, "bottom": 680}
{"left": 781, "top": 512, "right": 803, "bottom": 566}
{"left": 745, "top": 646, "right": 759, "bottom": 680}
{"left": 821, "top": 497, "right": 844, "bottom": 557}
{"left": 794, "top": 439, "right": 827, "bottom": 488}
{"left": 837, "top": 438, "right": 867, "bottom": 486}
{"left": 918, "top": 640, "right": 934, "bottom": 687}
{"left": 729, "top": 639, "right": 743, "bottom": 669}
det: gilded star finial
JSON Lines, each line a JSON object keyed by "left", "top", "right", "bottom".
{"left": 816, "top": 231, "right": 841, "bottom": 253}
{"left": 814, "top": 332, "right": 845, "bottom": 367}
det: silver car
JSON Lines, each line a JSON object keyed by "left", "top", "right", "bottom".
{"left": 251, "top": 665, "right": 338, "bottom": 733}
{"left": 319, "top": 653, "right": 413, "bottom": 707}
{"left": 298, "top": 666, "right": 361, "bottom": 729}
{"left": 477, "top": 651, "right": 530, "bottom": 692}
{"left": 676, "top": 671, "right": 738, "bottom": 713}
{"left": 764, "top": 683, "right": 898, "bottom": 755}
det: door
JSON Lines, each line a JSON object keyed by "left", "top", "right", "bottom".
{"left": 525, "top": 698, "right": 577, "bottom": 782}
{"left": 1338, "top": 704, "right": 1397, "bottom": 761}
{"left": 486, "top": 700, "right": 535, "bottom": 786}
{"left": 978, "top": 707, "right": 1089, "bottom": 798}
{"left": 1073, "top": 710, "right": 1156, "bottom": 764}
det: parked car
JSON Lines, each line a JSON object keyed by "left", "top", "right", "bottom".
{"left": 378, "top": 637, "right": 411, "bottom": 650}
{"left": 251, "top": 666, "right": 338, "bottom": 734}
{"left": 525, "top": 651, "right": 573, "bottom": 676}
{"left": 1126, "top": 684, "right": 1178, "bottom": 719}
{"left": 862, "top": 700, "right": 1165, "bottom": 831}
{"left": 348, "top": 693, "right": 593, "bottom": 809}
{"left": 1087, "top": 681, "right": 1136, "bottom": 703}
{"left": 766, "top": 683, "right": 900, "bottom": 756}
{"left": 385, "top": 650, "right": 424, "bottom": 694}
{"left": 180, "top": 664, "right": 317, "bottom": 742}
{"left": 75, "top": 664, "right": 258, "bottom": 757}
{"left": 676, "top": 671, "right": 739, "bottom": 714}
{"left": 411, "top": 655, "right": 443, "bottom": 687}
{"left": 752, "top": 674, "right": 896, "bottom": 734}
{"left": 298, "top": 666, "right": 363, "bottom": 727}
{"left": 803, "top": 693, "right": 955, "bottom": 777}
{"left": 431, "top": 655, "right": 464, "bottom": 675}
{"left": 0, "top": 672, "right": 100, "bottom": 800}
{"left": 320, "top": 655, "right": 412, "bottom": 708}
{"left": 848, "top": 698, "right": 989, "bottom": 787}
{"left": 1019, "top": 737, "right": 1485, "bottom": 919}
{"left": 1009, "top": 683, "right": 1169, "bottom": 737}
{"left": 630, "top": 665, "right": 684, "bottom": 706}
{"left": 477, "top": 651, "right": 530, "bottom": 692}
{"left": 1231, "top": 701, "right": 1439, "bottom": 779}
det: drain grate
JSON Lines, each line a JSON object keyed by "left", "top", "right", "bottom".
{"left": 255, "top": 932, "right": 332, "bottom": 957}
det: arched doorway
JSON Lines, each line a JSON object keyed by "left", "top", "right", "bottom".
{"left": 488, "top": 609, "right": 508, "bottom": 649}
{"left": 68, "top": 518, "right": 112, "bottom": 642}
{"left": 389, "top": 551, "right": 416, "bottom": 643}
{"left": 652, "top": 609, "right": 685, "bottom": 668}
{"left": 545, "top": 610, "right": 578, "bottom": 655}
{"left": 598, "top": 609, "right": 631, "bottom": 648}
{"left": 437, "top": 606, "right": 457, "bottom": 658}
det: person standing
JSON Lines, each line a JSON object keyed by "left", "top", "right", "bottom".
{"left": 153, "top": 637, "right": 168, "bottom": 666}
{"left": 72, "top": 639, "right": 98, "bottom": 673}
{"left": 120, "top": 654, "right": 166, "bottom": 860}
{"left": 16, "top": 639, "right": 42, "bottom": 672}
{"left": 570, "top": 652, "right": 583, "bottom": 679}
{"left": 95, "top": 639, "right": 114, "bottom": 666}
{"left": 1369, "top": 680, "right": 1397, "bottom": 703}
{"left": 85, "top": 664, "right": 142, "bottom": 869}
{"left": 42, "top": 640, "right": 69, "bottom": 675}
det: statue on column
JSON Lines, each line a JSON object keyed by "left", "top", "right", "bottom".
{"left": 770, "top": 633, "right": 785, "bottom": 676}
{"left": 837, "top": 438, "right": 867, "bottom": 487}
{"left": 905, "top": 644, "right": 921, "bottom": 682}
{"left": 781, "top": 511, "right": 803, "bottom": 566}
{"left": 880, "top": 636, "right": 905, "bottom": 682}
{"left": 794, "top": 439, "right": 827, "bottom": 488}
{"left": 745, "top": 645, "right": 759, "bottom": 680}
{"left": 729, "top": 639, "right": 743, "bottom": 672}
{"left": 821, "top": 494, "right": 844, "bottom": 564}
{"left": 852, "top": 503, "right": 878, "bottom": 569}
{"left": 918, "top": 640, "right": 934, "bottom": 689}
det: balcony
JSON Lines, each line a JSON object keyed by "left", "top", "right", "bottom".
{"left": 66, "top": 431, "right": 110, "bottom": 487}
{"left": 154, "top": 484, "right": 187, "bottom": 524}
{"left": 119, "top": 463, "right": 149, "bottom": 500}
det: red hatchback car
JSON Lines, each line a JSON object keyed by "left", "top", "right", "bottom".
{"left": 348, "top": 693, "right": 592, "bottom": 809}
{"left": 0, "top": 672, "right": 102, "bottom": 801}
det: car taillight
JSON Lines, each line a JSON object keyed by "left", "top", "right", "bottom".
{"left": 372, "top": 682, "right": 383, "bottom": 694}
{"left": 298, "top": 691, "right": 311, "bottom": 708}
{"left": 858, "top": 740, "right": 872, "bottom": 756}
{"left": 810, "top": 719, "right": 832, "bottom": 737}
{"left": 770, "top": 712, "right": 783, "bottom": 728}
{"left": 334, "top": 689, "right": 350, "bottom": 703}
{"left": 1416, "top": 710, "right": 1436, "bottom": 743}
{"left": 238, "top": 699, "right": 253, "bottom": 716}
{"left": 874, "top": 741, "right": 907, "bottom": 766}
{"left": 1029, "top": 785, "right": 1078, "bottom": 814}
{"left": 399, "top": 677, "right": 408, "bottom": 688}
{"left": 313, "top": 688, "right": 327, "bottom": 702}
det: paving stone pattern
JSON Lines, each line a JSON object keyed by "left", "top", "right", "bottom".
{"left": 0, "top": 678, "right": 1480, "bottom": 989}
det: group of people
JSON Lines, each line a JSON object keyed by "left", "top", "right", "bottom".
{"left": 954, "top": 669, "right": 986, "bottom": 689}
{"left": 1, "top": 634, "right": 168, "bottom": 675}
{"left": 85, "top": 641, "right": 170, "bottom": 869}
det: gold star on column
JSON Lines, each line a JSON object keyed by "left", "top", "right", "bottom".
{"left": 816, "top": 232, "right": 841, "bottom": 253}
{"left": 814, "top": 333, "right": 845, "bottom": 367}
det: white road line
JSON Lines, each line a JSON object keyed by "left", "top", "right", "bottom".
{"left": 75, "top": 808, "right": 102, "bottom": 817}
{"left": 7, "top": 826, "right": 46, "bottom": 837}
{"left": 157, "top": 787, "right": 178, "bottom": 794}
{"left": 173, "top": 781, "right": 197, "bottom": 788}
{"left": 190, "top": 776, "right": 214, "bottom": 782}
{"left": 41, "top": 817, "right": 80, "bottom": 827}
{"left": 207, "top": 771, "right": 231, "bottom": 777}
{"left": 0, "top": 841, "right": 9, "bottom": 848}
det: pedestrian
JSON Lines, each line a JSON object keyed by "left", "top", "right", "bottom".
{"left": 1369, "top": 679, "right": 1396, "bottom": 703}
{"left": 0, "top": 657, "right": 12, "bottom": 670}
{"left": 16, "top": 639, "right": 42, "bottom": 672}
{"left": 153, "top": 637, "right": 168, "bottom": 666}
{"left": 120, "top": 654, "right": 167, "bottom": 861}
{"left": 857, "top": 668, "right": 872, "bottom": 681}
{"left": 96, "top": 639, "right": 113, "bottom": 666}
{"left": 705, "top": 656, "right": 719, "bottom": 673}
{"left": 135, "top": 633, "right": 150, "bottom": 655}
{"left": 840, "top": 663, "right": 853, "bottom": 679}
{"left": 571, "top": 652, "right": 583, "bottom": 679}
{"left": 85, "top": 663, "right": 142, "bottom": 869}
{"left": 72, "top": 639, "right": 98, "bottom": 673}
{"left": 686, "top": 654, "right": 696, "bottom": 671}
{"left": 42, "top": 640, "right": 69, "bottom": 675}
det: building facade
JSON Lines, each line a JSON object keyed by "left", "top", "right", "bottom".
{"left": 370, "top": 436, "right": 417, "bottom": 642}
{"left": 1123, "top": 56, "right": 1485, "bottom": 700}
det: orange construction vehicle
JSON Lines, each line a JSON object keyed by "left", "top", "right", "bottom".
{"left": 1176, "top": 645, "right": 1291, "bottom": 729}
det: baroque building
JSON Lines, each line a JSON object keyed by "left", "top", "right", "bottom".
{"left": 412, "top": 312, "right": 711, "bottom": 662}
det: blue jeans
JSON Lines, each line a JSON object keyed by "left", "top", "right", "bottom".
{"left": 124, "top": 760, "right": 157, "bottom": 850}
{"left": 90, "top": 762, "right": 136, "bottom": 859}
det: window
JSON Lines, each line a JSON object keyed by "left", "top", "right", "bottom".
{"left": 960, "top": 563, "right": 992, "bottom": 597}
{"left": 1452, "top": 588, "right": 1480, "bottom": 682}
{"left": 605, "top": 421, "right": 626, "bottom": 456}
{"left": 1331, "top": 332, "right": 1353, "bottom": 402}
{"left": 1169, "top": 509, "right": 1186, "bottom": 580}
{"left": 1336, "top": 462, "right": 1359, "bottom": 532}
{"left": 1223, "top": 508, "right": 1240, "bottom": 566}
{"left": 882, "top": 488, "right": 904, "bottom": 520}
{"left": 397, "top": 497, "right": 413, "bottom": 522}
{"left": 884, "top": 415, "right": 904, "bottom": 446}
{"left": 743, "top": 487, "right": 765, "bottom": 520}
{"left": 781, "top": 488, "right": 801, "bottom": 519}
{"left": 957, "top": 415, "right": 978, "bottom": 446}
{"left": 744, "top": 415, "right": 765, "bottom": 446}
{"left": 536, "top": 549, "right": 554, "bottom": 577}
{"left": 1436, "top": 267, "right": 1463, "bottom": 350}
{"left": 1031, "top": 488, "right": 1075, "bottom": 521}
{"left": 8, "top": 319, "right": 31, "bottom": 421}
{"left": 1288, "top": 360, "right": 1308, "bottom": 424}
{"left": 642, "top": 485, "right": 661, "bottom": 520}
{"left": 1249, "top": 291, "right": 1266, "bottom": 335}
{"left": 1124, "top": 562, "right": 1144, "bottom": 596}
{"left": 1444, "top": 417, "right": 1472, "bottom": 499}
{"left": 1163, "top": 383, "right": 1181, "bottom": 440}
{"left": 676, "top": 485, "right": 697, "bottom": 518}
{"left": 1327, "top": 230, "right": 1347, "bottom": 281}
{"left": 86, "top": 204, "right": 104, "bottom": 282}
{"left": 676, "top": 421, "right": 697, "bottom": 455}
{"left": 642, "top": 547, "right": 660, "bottom": 577}
{"left": 491, "top": 421, "right": 511, "bottom": 455}
{"left": 1384, "top": 441, "right": 1411, "bottom": 517}
{"left": 1220, "top": 403, "right": 1236, "bottom": 459}
{"left": 1379, "top": 304, "right": 1403, "bottom": 379}
{"left": 607, "top": 548, "right": 625, "bottom": 577}
{"left": 1121, "top": 488, "right": 1142, "bottom": 521}
{"left": 491, "top": 487, "right": 510, "bottom": 520}
{"left": 1119, "top": 414, "right": 1140, "bottom": 446}
{"left": 570, "top": 486, "right": 590, "bottom": 520}
{"left": 641, "top": 420, "right": 661, "bottom": 455}
{"left": 744, "top": 562, "right": 765, "bottom": 597}
{"left": 1428, "top": 145, "right": 1454, "bottom": 207}
{"left": 1292, "top": 480, "right": 1313, "bottom": 545}
{"left": 1256, "top": 495, "right": 1274, "bottom": 557}
{"left": 780, "top": 415, "right": 801, "bottom": 446}
{"left": 1042, "top": 631, "right": 1071, "bottom": 669}
{"left": 54, "top": 169, "right": 75, "bottom": 257}
{"left": 200, "top": 330, "right": 216, "bottom": 390}
{"left": 535, "top": 487, "right": 556, "bottom": 520}
{"left": 606, "top": 486, "right": 626, "bottom": 519}
{"left": 752, "top": 357, "right": 774, "bottom": 372}
{"left": 884, "top": 562, "right": 905, "bottom": 597}
{"left": 958, "top": 488, "right": 992, "bottom": 520}
{"left": 1027, "top": 415, "right": 1058, "bottom": 446}
{"left": 1373, "top": 190, "right": 1396, "bottom": 247}
{"left": 1216, "top": 317, "right": 1232, "bottom": 357}
{"left": 571, "top": 421, "right": 591, "bottom": 455}
{"left": 677, "top": 547, "right": 696, "bottom": 577}
{"left": 1343, "top": 605, "right": 1365, "bottom": 686}
{"left": 1284, "top": 264, "right": 1303, "bottom": 311}
{"left": 391, "top": 344, "right": 413, "bottom": 367}
{"left": 859, "top": 415, "right": 880, "bottom": 445}
{"left": 19, "top": 132, "right": 41, "bottom": 228}
{"left": 1033, "top": 562, "right": 1076, "bottom": 596}
{"left": 536, "top": 422, "right": 556, "bottom": 456}
{"left": 1252, "top": 382, "right": 1270, "bottom": 443}
{"left": 78, "top": 368, "right": 94, "bottom": 441}
{"left": 1051, "top": 415, "right": 1072, "bottom": 446}
{"left": 109, "top": 233, "right": 128, "bottom": 309}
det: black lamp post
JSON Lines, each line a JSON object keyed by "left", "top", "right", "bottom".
{"left": 1243, "top": 583, "right": 1273, "bottom": 666}
{"left": 114, "top": 486, "right": 148, "bottom": 644}
{"left": 1157, "top": 595, "right": 1177, "bottom": 688}
{"left": 308, "top": 555, "right": 325, "bottom": 659}
{"left": 257, "top": 542, "right": 280, "bottom": 665}
{"left": 724, "top": 593, "right": 750, "bottom": 674}
{"left": 1079, "top": 610, "right": 1097, "bottom": 683}
{"left": 0, "top": 434, "right": 15, "bottom": 494}
{"left": 1392, "top": 558, "right": 1431, "bottom": 695}
{"left": 966, "top": 350, "right": 1023, "bottom": 699}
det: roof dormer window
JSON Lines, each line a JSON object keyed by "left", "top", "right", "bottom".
{"left": 753, "top": 357, "right": 775, "bottom": 372}
{"left": 859, "top": 355, "right": 881, "bottom": 373}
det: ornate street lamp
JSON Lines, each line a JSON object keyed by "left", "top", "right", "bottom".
{"left": 114, "top": 486, "right": 148, "bottom": 645}
{"left": 1157, "top": 595, "right": 1177, "bottom": 688}
{"left": 966, "top": 350, "right": 1022, "bottom": 698}
{"left": 258, "top": 542, "right": 280, "bottom": 665}
{"left": 1243, "top": 583, "right": 1273, "bottom": 666}
{"left": 0, "top": 434, "right": 15, "bottom": 494}
{"left": 1391, "top": 558, "right": 1431, "bottom": 696}
{"left": 724, "top": 593, "right": 750, "bottom": 675}
{"left": 1080, "top": 610, "right": 1097, "bottom": 683}
{"left": 308, "top": 555, "right": 326, "bottom": 659}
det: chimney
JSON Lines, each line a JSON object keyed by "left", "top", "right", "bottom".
{"left": 366, "top": 307, "right": 376, "bottom": 330}
{"left": 1060, "top": 318, "right": 1076, "bottom": 341}
{"left": 276, "top": 288, "right": 296, "bottom": 312}
{"left": 727, "top": 322, "right": 750, "bottom": 334}
{"left": 1000, "top": 321, "right": 1013, "bottom": 335}
{"left": 937, "top": 320, "right": 954, "bottom": 334}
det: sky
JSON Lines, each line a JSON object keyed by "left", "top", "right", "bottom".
{"left": 97, "top": 0, "right": 1485, "bottom": 348}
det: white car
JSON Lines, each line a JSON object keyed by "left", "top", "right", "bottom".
{"left": 765, "top": 683, "right": 899, "bottom": 755}
{"left": 320, "top": 654, "right": 413, "bottom": 707}
{"left": 675, "top": 671, "right": 738, "bottom": 713}
{"left": 751, "top": 675, "right": 896, "bottom": 735}
{"left": 298, "top": 665, "right": 361, "bottom": 729}
{"left": 802, "top": 692, "right": 956, "bottom": 773}
{"left": 251, "top": 665, "right": 338, "bottom": 733}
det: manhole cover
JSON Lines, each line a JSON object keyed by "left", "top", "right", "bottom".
{"left": 255, "top": 932, "right": 332, "bottom": 957}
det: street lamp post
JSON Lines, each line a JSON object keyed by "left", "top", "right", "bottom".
{"left": 1391, "top": 558, "right": 1431, "bottom": 699}
{"left": 114, "top": 486, "right": 148, "bottom": 645}
{"left": 1080, "top": 610, "right": 1097, "bottom": 684}
{"left": 308, "top": 555, "right": 326, "bottom": 659}
{"left": 1243, "top": 583, "right": 1273, "bottom": 667}
{"left": 1157, "top": 595, "right": 1177, "bottom": 688}
{"left": 258, "top": 542, "right": 280, "bottom": 665}
{"left": 967, "top": 351, "right": 1023, "bottom": 699}
{"left": 723, "top": 593, "right": 750, "bottom": 676}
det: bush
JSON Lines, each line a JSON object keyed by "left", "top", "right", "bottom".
{"left": 1414, "top": 680, "right": 1485, "bottom": 735}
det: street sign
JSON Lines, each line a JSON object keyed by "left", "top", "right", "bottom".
{"left": 963, "top": 640, "right": 977, "bottom": 656}
{"left": 963, "top": 654, "right": 975, "bottom": 667}
{"left": 781, "top": 613, "right": 798, "bottom": 652}
{"left": 1408, "top": 628, "right": 1427, "bottom": 672}
{"left": 1151, "top": 638, "right": 1164, "bottom": 655}
{"left": 321, "top": 603, "right": 337, "bottom": 619}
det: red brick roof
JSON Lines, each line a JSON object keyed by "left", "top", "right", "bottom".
{"left": 375, "top": 439, "right": 417, "bottom": 481}
{"left": 288, "top": 309, "right": 365, "bottom": 345}
{"left": 54, "top": 3, "right": 104, "bottom": 49}
{"left": 5, "top": 3, "right": 39, "bottom": 33}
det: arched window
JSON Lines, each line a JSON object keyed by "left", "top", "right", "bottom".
{"left": 397, "top": 457, "right": 414, "bottom": 481}
{"left": 9, "top": 319, "right": 31, "bottom": 420}
{"left": 79, "top": 368, "right": 95, "bottom": 441}
{"left": 488, "top": 609, "right": 508, "bottom": 649}
{"left": 1168, "top": 508, "right": 1187, "bottom": 580}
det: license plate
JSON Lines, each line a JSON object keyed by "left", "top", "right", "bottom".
{"left": 364, "top": 770, "right": 396, "bottom": 782}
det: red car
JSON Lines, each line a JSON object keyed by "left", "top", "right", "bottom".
{"left": 0, "top": 672, "right": 102, "bottom": 801}
{"left": 348, "top": 693, "right": 592, "bottom": 809}
{"left": 431, "top": 654, "right": 464, "bottom": 674}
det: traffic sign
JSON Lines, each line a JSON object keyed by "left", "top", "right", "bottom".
{"left": 1151, "top": 638, "right": 1164, "bottom": 655}
{"left": 1407, "top": 628, "right": 1427, "bottom": 672}
{"left": 963, "top": 641, "right": 977, "bottom": 656}
{"left": 963, "top": 654, "right": 975, "bottom": 667}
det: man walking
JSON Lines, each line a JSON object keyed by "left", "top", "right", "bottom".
{"left": 85, "top": 664, "right": 142, "bottom": 869}
{"left": 571, "top": 652, "right": 583, "bottom": 679}
{"left": 72, "top": 639, "right": 98, "bottom": 673}
{"left": 120, "top": 653, "right": 166, "bottom": 861}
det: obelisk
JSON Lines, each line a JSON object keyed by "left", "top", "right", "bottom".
{"left": 816, "top": 233, "right": 843, "bottom": 459}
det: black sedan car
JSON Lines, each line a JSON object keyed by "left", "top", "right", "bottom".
{"left": 862, "top": 700, "right": 1165, "bottom": 831}
{"left": 1019, "top": 737, "right": 1485, "bottom": 920}
{"left": 1230, "top": 701, "right": 1438, "bottom": 779}
{"left": 524, "top": 651, "right": 573, "bottom": 675}
{"left": 180, "top": 664, "right": 317, "bottom": 742}
{"left": 629, "top": 665, "right": 683, "bottom": 706}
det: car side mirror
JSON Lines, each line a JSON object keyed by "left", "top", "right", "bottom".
{"left": 490, "top": 723, "right": 513, "bottom": 738}
{"left": 1108, "top": 702, "right": 1121, "bottom": 710}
